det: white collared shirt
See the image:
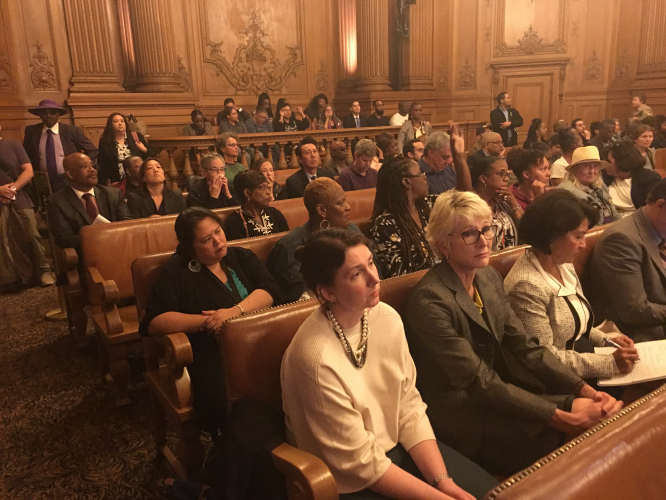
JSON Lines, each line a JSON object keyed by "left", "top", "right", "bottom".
{"left": 71, "top": 186, "right": 95, "bottom": 200}
{"left": 39, "top": 122, "right": 65, "bottom": 175}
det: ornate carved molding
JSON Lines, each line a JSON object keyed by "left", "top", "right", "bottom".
{"left": 316, "top": 61, "right": 330, "bottom": 93}
{"left": 484, "top": 28, "right": 492, "bottom": 44}
{"left": 458, "top": 58, "right": 475, "bottom": 89}
{"left": 438, "top": 65, "right": 449, "bottom": 89}
{"left": 493, "top": 0, "right": 567, "bottom": 57}
{"left": 0, "top": 50, "right": 14, "bottom": 89}
{"left": 178, "top": 56, "right": 190, "bottom": 92}
{"left": 489, "top": 57, "right": 569, "bottom": 102}
{"left": 584, "top": 50, "right": 602, "bottom": 81}
{"left": 29, "top": 42, "right": 56, "bottom": 90}
{"left": 571, "top": 21, "right": 579, "bottom": 37}
{"left": 204, "top": 11, "right": 304, "bottom": 95}
{"left": 615, "top": 49, "right": 631, "bottom": 79}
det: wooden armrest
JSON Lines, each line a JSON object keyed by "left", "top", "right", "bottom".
{"left": 155, "top": 332, "right": 194, "bottom": 409}
{"left": 88, "top": 266, "right": 123, "bottom": 334}
{"left": 271, "top": 442, "right": 338, "bottom": 500}
{"left": 64, "top": 247, "right": 78, "bottom": 270}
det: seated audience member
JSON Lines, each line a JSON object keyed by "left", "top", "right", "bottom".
{"left": 23, "top": 100, "right": 98, "bottom": 193}
{"left": 547, "top": 133, "right": 563, "bottom": 164}
{"left": 257, "top": 92, "right": 274, "bottom": 120}
{"left": 631, "top": 92, "right": 652, "bottom": 121}
{"left": 371, "top": 156, "right": 437, "bottom": 278}
{"left": 46, "top": 153, "right": 131, "bottom": 254}
{"left": 285, "top": 137, "right": 335, "bottom": 199}
{"left": 557, "top": 146, "right": 619, "bottom": 226}
{"left": 140, "top": 207, "right": 279, "bottom": 436}
{"left": 0, "top": 126, "right": 53, "bottom": 288}
{"left": 553, "top": 120, "right": 568, "bottom": 134}
{"left": 550, "top": 128, "right": 583, "bottom": 186}
{"left": 127, "top": 158, "right": 186, "bottom": 219}
{"left": 571, "top": 118, "right": 590, "bottom": 146}
{"left": 304, "top": 93, "right": 328, "bottom": 125}
{"left": 272, "top": 101, "right": 310, "bottom": 132}
{"left": 250, "top": 156, "right": 285, "bottom": 201}
{"left": 523, "top": 118, "right": 548, "bottom": 150}
{"left": 603, "top": 141, "right": 661, "bottom": 216}
{"left": 505, "top": 190, "right": 638, "bottom": 379}
{"left": 652, "top": 114, "right": 666, "bottom": 149}
{"left": 612, "top": 118, "right": 621, "bottom": 137}
{"left": 529, "top": 140, "right": 551, "bottom": 158}
{"left": 113, "top": 156, "right": 142, "bottom": 199}
{"left": 389, "top": 100, "right": 410, "bottom": 127}
{"left": 214, "top": 132, "right": 245, "bottom": 184}
{"left": 467, "top": 132, "right": 505, "bottom": 168}
{"left": 632, "top": 124, "right": 656, "bottom": 170}
{"left": 590, "top": 179, "right": 666, "bottom": 343}
{"left": 468, "top": 125, "right": 492, "bottom": 155}
{"left": 217, "top": 106, "right": 248, "bottom": 135}
{"left": 419, "top": 132, "right": 456, "bottom": 195}
{"left": 223, "top": 170, "right": 289, "bottom": 240}
{"left": 397, "top": 102, "right": 433, "bottom": 152}
{"left": 403, "top": 138, "right": 425, "bottom": 162}
{"left": 375, "top": 133, "right": 399, "bottom": 162}
{"left": 98, "top": 113, "right": 150, "bottom": 185}
{"left": 468, "top": 156, "right": 522, "bottom": 251}
{"left": 588, "top": 119, "right": 616, "bottom": 158}
{"left": 322, "top": 140, "right": 351, "bottom": 175}
{"left": 267, "top": 178, "right": 368, "bottom": 303}
{"left": 220, "top": 97, "right": 250, "bottom": 122}
{"left": 182, "top": 110, "right": 214, "bottom": 136}
{"left": 403, "top": 190, "right": 622, "bottom": 476}
{"left": 317, "top": 105, "right": 343, "bottom": 130}
{"left": 244, "top": 106, "right": 273, "bottom": 134}
{"left": 339, "top": 139, "right": 379, "bottom": 192}
{"left": 506, "top": 148, "right": 551, "bottom": 209}
{"left": 342, "top": 100, "right": 368, "bottom": 129}
{"left": 589, "top": 121, "right": 600, "bottom": 140}
{"left": 187, "top": 152, "right": 239, "bottom": 209}
{"left": 282, "top": 228, "right": 497, "bottom": 500}
{"left": 366, "top": 99, "right": 390, "bottom": 127}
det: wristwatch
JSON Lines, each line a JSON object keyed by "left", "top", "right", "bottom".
{"left": 432, "top": 473, "right": 452, "bottom": 487}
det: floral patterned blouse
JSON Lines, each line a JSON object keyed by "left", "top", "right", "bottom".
{"left": 116, "top": 141, "right": 132, "bottom": 179}
{"left": 491, "top": 198, "right": 518, "bottom": 251}
{"left": 370, "top": 195, "right": 438, "bottom": 278}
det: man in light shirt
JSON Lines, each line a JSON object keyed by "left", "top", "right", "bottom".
{"left": 389, "top": 101, "right": 410, "bottom": 127}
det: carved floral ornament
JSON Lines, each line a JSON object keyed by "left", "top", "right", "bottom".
{"left": 458, "top": 58, "right": 475, "bottom": 89}
{"left": 29, "top": 42, "right": 56, "bottom": 90}
{"left": 615, "top": 49, "right": 631, "bottom": 79}
{"left": 517, "top": 25, "right": 543, "bottom": 55}
{"left": 584, "top": 50, "right": 602, "bottom": 81}
{"left": 0, "top": 50, "right": 13, "bottom": 89}
{"left": 316, "top": 61, "right": 330, "bottom": 93}
{"left": 204, "top": 11, "right": 304, "bottom": 95}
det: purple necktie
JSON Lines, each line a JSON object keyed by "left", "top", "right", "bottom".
{"left": 45, "top": 129, "right": 58, "bottom": 182}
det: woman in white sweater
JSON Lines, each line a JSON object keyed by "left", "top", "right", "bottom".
{"left": 281, "top": 229, "right": 496, "bottom": 500}
{"left": 505, "top": 190, "right": 639, "bottom": 380}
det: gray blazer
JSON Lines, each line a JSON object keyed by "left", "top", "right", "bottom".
{"left": 403, "top": 262, "right": 583, "bottom": 458}
{"left": 589, "top": 208, "right": 666, "bottom": 342}
{"left": 505, "top": 253, "right": 616, "bottom": 378}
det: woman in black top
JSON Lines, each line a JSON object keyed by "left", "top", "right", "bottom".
{"left": 522, "top": 118, "right": 548, "bottom": 150}
{"left": 139, "top": 208, "right": 281, "bottom": 436}
{"left": 250, "top": 156, "right": 287, "bottom": 201}
{"left": 272, "top": 102, "right": 310, "bottom": 132}
{"left": 97, "top": 112, "right": 150, "bottom": 184}
{"left": 257, "top": 92, "right": 274, "bottom": 119}
{"left": 127, "top": 158, "right": 186, "bottom": 219}
{"left": 224, "top": 170, "right": 290, "bottom": 240}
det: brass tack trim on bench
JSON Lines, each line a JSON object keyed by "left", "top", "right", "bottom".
{"left": 485, "top": 384, "right": 666, "bottom": 499}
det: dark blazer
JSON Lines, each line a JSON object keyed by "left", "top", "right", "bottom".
{"left": 490, "top": 107, "right": 524, "bottom": 147}
{"left": 589, "top": 209, "right": 666, "bottom": 342}
{"left": 602, "top": 168, "right": 661, "bottom": 210}
{"left": 186, "top": 177, "right": 239, "bottom": 210}
{"left": 126, "top": 187, "right": 187, "bottom": 219}
{"left": 284, "top": 168, "right": 335, "bottom": 199}
{"left": 23, "top": 122, "right": 99, "bottom": 170}
{"left": 46, "top": 185, "right": 132, "bottom": 251}
{"left": 97, "top": 132, "right": 150, "bottom": 184}
{"left": 342, "top": 114, "right": 369, "bottom": 129}
{"left": 466, "top": 149, "right": 489, "bottom": 168}
{"left": 403, "top": 262, "right": 583, "bottom": 460}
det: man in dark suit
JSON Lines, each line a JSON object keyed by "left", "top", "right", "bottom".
{"left": 46, "top": 153, "right": 131, "bottom": 254}
{"left": 490, "top": 92, "right": 523, "bottom": 147}
{"left": 23, "top": 100, "right": 98, "bottom": 193}
{"left": 342, "top": 100, "right": 368, "bottom": 129}
{"left": 285, "top": 138, "right": 335, "bottom": 199}
{"left": 589, "top": 179, "right": 666, "bottom": 342}
{"left": 467, "top": 131, "right": 505, "bottom": 168}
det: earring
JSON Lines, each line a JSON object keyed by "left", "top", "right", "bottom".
{"left": 188, "top": 260, "right": 201, "bottom": 273}
{"left": 320, "top": 219, "right": 330, "bottom": 230}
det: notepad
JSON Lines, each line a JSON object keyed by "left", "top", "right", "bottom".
{"left": 596, "top": 340, "right": 666, "bottom": 386}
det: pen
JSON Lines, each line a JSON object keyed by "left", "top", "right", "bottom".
{"left": 604, "top": 338, "right": 640, "bottom": 361}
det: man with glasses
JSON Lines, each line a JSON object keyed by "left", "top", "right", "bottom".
{"left": 403, "top": 138, "right": 425, "bottom": 162}
{"left": 187, "top": 152, "right": 239, "bottom": 209}
{"left": 285, "top": 137, "right": 335, "bottom": 198}
{"left": 418, "top": 131, "right": 456, "bottom": 195}
{"left": 214, "top": 131, "right": 245, "bottom": 184}
{"left": 467, "top": 132, "right": 505, "bottom": 169}
{"left": 322, "top": 140, "right": 352, "bottom": 175}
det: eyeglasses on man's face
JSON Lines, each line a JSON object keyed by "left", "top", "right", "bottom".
{"left": 403, "top": 172, "right": 426, "bottom": 178}
{"left": 450, "top": 225, "right": 498, "bottom": 245}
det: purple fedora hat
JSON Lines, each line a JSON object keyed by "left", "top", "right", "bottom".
{"left": 28, "top": 100, "right": 68, "bottom": 116}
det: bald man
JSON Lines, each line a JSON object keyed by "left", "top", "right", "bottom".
{"left": 46, "top": 153, "right": 131, "bottom": 252}
{"left": 467, "top": 131, "right": 505, "bottom": 168}
{"left": 322, "top": 139, "right": 351, "bottom": 175}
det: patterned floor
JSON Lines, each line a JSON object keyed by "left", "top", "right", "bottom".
{"left": 0, "top": 285, "right": 178, "bottom": 499}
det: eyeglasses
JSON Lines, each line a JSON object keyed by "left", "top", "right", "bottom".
{"left": 450, "top": 225, "right": 498, "bottom": 245}
{"left": 225, "top": 142, "right": 239, "bottom": 148}
{"left": 205, "top": 168, "right": 225, "bottom": 174}
{"left": 255, "top": 184, "right": 272, "bottom": 193}
{"left": 493, "top": 170, "right": 510, "bottom": 179}
{"left": 403, "top": 172, "right": 426, "bottom": 178}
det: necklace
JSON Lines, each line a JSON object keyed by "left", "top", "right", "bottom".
{"left": 326, "top": 308, "right": 369, "bottom": 369}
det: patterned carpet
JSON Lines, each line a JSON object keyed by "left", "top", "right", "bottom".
{"left": 0, "top": 285, "right": 179, "bottom": 499}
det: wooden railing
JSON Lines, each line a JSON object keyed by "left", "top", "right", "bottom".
{"left": 150, "top": 121, "right": 484, "bottom": 182}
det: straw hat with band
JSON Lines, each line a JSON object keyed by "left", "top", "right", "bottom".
{"left": 28, "top": 99, "right": 68, "bottom": 116}
{"left": 565, "top": 146, "right": 608, "bottom": 171}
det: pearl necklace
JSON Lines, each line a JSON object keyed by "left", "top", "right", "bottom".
{"left": 326, "top": 308, "right": 369, "bottom": 369}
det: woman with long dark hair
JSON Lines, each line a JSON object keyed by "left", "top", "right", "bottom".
{"left": 257, "top": 92, "right": 273, "bottom": 119}
{"left": 523, "top": 118, "right": 548, "bottom": 149}
{"left": 126, "top": 158, "right": 186, "bottom": 219}
{"left": 370, "top": 155, "right": 437, "bottom": 278}
{"left": 97, "top": 112, "right": 150, "bottom": 184}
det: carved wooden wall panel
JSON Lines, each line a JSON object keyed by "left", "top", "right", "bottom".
{"left": 402, "top": 0, "right": 434, "bottom": 90}
{"left": 637, "top": 0, "right": 666, "bottom": 78}
{"left": 0, "top": 4, "right": 16, "bottom": 92}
